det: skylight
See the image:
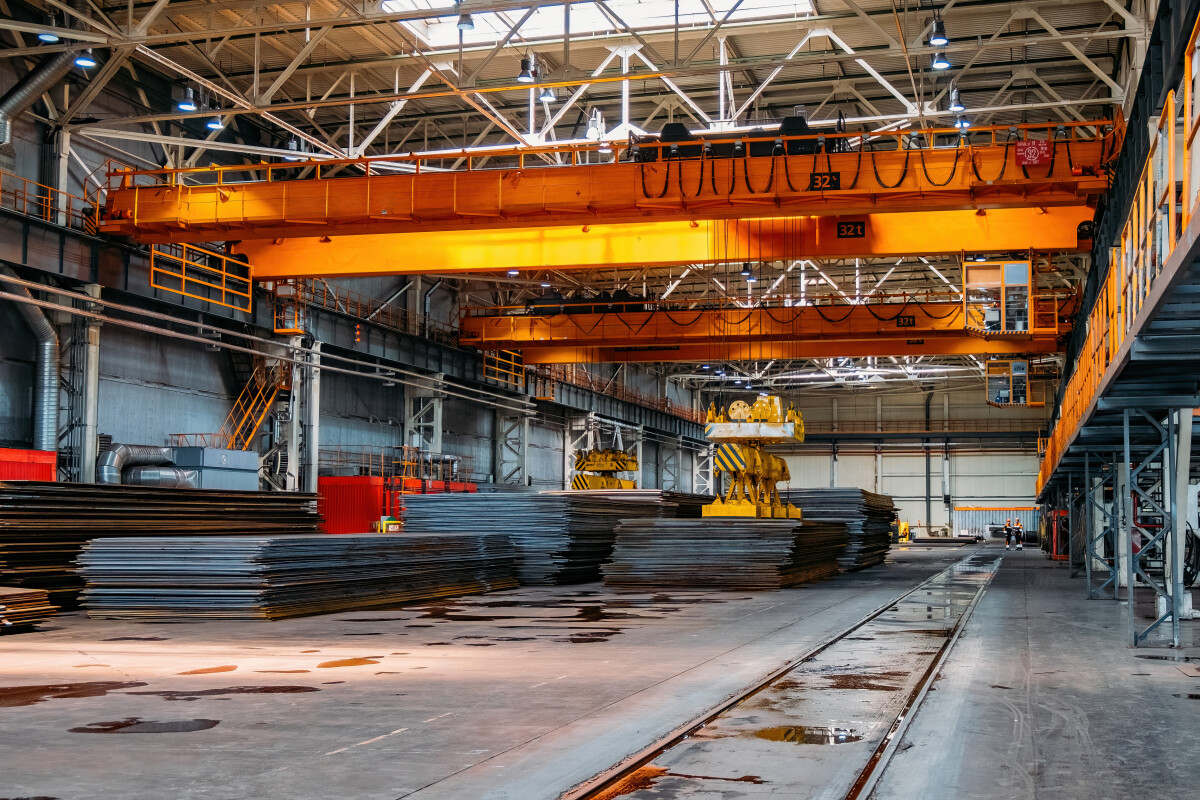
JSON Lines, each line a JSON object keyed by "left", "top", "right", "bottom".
{"left": 381, "top": 1, "right": 814, "bottom": 50}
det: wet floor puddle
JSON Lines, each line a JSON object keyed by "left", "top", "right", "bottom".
{"left": 70, "top": 718, "right": 219, "bottom": 734}
{"left": 0, "top": 682, "right": 148, "bottom": 708}
{"left": 752, "top": 725, "right": 863, "bottom": 745}
{"left": 593, "top": 765, "right": 764, "bottom": 799}
{"left": 123, "top": 686, "right": 319, "bottom": 701}
{"left": 101, "top": 637, "right": 170, "bottom": 642}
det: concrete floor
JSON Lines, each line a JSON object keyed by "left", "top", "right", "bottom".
{"left": 2, "top": 545, "right": 1196, "bottom": 800}
{"left": 872, "top": 549, "right": 1200, "bottom": 800}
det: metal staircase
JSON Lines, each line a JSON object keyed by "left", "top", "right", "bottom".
{"left": 217, "top": 359, "right": 290, "bottom": 452}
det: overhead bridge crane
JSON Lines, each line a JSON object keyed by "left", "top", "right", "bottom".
{"left": 97, "top": 121, "right": 1116, "bottom": 278}
{"left": 459, "top": 281, "right": 1076, "bottom": 364}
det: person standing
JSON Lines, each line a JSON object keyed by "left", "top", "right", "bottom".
{"left": 1004, "top": 518, "right": 1014, "bottom": 550}
{"left": 1014, "top": 519, "right": 1024, "bottom": 550}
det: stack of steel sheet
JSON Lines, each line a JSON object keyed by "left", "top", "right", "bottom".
{"left": 402, "top": 490, "right": 706, "bottom": 584}
{"left": 77, "top": 532, "right": 518, "bottom": 621}
{"left": 0, "top": 481, "right": 322, "bottom": 607}
{"left": 602, "top": 518, "right": 848, "bottom": 589}
{"left": 0, "top": 586, "right": 56, "bottom": 630}
{"left": 781, "top": 489, "right": 897, "bottom": 571}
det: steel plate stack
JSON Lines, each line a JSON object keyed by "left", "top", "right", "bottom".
{"left": 0, "top": 481, "right": 322, "bottom": 607}
{"left": 602, "top": 518, "right": 848, "bottom": 589}
{"left": 402, "top": 490, "right": 706, "bottom": 584}
{"left": 781, "top": 489, "right": 897, "bottom": 571}
{"left": 0, "top": 587, "right": 57, "bottom": 631}
{"left": 77, "top": 532, "right": 518, "bottom": 621}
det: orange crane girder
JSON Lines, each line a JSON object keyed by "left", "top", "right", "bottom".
{"left": 460, "top": 302, "right": 1072, "bottom": 364}
{"left": 99, "top": 141, "right": 1109, "bottom": 245}
{"left": 232, "top": 206, "right": 1092, "bottom": 279}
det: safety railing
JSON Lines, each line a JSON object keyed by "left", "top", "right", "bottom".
{"left": 804, "top": 419, "right": 1046, "bottom": 435}
{"left": 276, "top": 278, "right": 459, "bottom": 345}
{"left": 1037, "top": 86, "right": 1186, "bottom": 493}
{"left": 317, "top": 444, "right": 480, "bottom": 486}
{"left": 102, "top": 120, "right": 1118, "bottom": 189}
{"left": 533, "top": 364, "right": 705, "bottom": 424}
{"left": 465, "top": 287, "right": 1074, "bottom": 316}
{"left": 483, "top": 350, "right": 525, "bottom": 389}
{"left": 0, "top": 169, "right": 99, "bottom": 233}
{"left": 150, "top": 243, "right": 253, "bottom": 313}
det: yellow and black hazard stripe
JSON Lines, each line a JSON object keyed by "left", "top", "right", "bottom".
{"left": 714, "top": 443, "right": 746, "bottom": 473}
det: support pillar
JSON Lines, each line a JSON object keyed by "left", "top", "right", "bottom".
{"left": 80, "top": 285, "right": 101, "bottom": 483}
{"left": 494, "top": 411, "right": 530, "bottom": 486}
{"left": 405, "top": 378, "right": 444, "bottom": 454}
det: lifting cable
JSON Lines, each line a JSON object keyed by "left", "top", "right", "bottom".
{"left": 870, "top": 137, "right": 911, "bottom": 189}
{"left": 918, "top": 134, "right": 962, "bottom": 187}
{"left": 970, "top": 129, "right": 1017, "bottom": 182}
{"left": 639, "top": 156, "right": 672, "bottom": 199}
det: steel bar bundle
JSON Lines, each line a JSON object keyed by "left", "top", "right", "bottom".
{"left": 781, "top": 489, "right": 897, "bottom": 571}
{"left": 77, "top": 533, "right": 518, "bottom": 621}
{"left": 0, "top": 586, "right": 57, "bottom": 631}
{"left": 0, "top": 481, "right": 322, "bottom": 606}
{"left": 602, "top": 519, "right": 848, "bottom": 589}
{"left": 402, "top": 490, "right": 708, "bottom": 584}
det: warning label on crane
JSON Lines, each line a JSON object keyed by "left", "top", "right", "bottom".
{"left": 1015, "top": 140, "right": 1051, "bottom": 166}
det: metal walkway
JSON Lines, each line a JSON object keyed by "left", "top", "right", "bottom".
{"left": 1037, "top": 81, "right": 1200, "bottom": 647}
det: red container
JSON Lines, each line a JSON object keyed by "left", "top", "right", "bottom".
{"left": 0, "top": 448, "right": 56, "bottom": 481}
{"left": 318, "top": 476, "right": 387, "bottom": 534}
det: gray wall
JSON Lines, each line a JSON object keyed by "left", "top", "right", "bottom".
{"left": 0, "top": 303, "right": 36, "bottom": 447}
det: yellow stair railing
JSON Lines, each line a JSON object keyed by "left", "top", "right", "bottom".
{"left": 217, "top": 360, "right": 288, "bottom": 451}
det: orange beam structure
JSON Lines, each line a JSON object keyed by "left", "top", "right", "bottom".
{"left": 460, "top": 299, "right": 1074, "bottom": 364}
{"left": 99, "top": 121, "right": 1114, "bottom": 246}
{"left": 234, "top": 206, "right": 1093, "bottom": 278}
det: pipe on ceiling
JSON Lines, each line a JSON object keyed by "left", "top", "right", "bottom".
{"left": 0, "top": 0, "right": 88, "bottom": 153}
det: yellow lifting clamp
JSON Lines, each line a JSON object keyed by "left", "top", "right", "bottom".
{"left": 571, "top": 448, "right": 639, "bottom": 490}
{"left": 702, "top": 396, "right": 804, "bottom": 519}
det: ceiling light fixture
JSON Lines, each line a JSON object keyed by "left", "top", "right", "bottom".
{"left": 540, "top": 282, "right": 551, "bottom": 288}
{"left": 457, "top": 12, "right": 474, "bottom": 31}
{"left": 507, "top": 269, "right": 520, "bottom": 276}
{"left": 206, "top": 116, "right": 224, "bottom": 130}
{"left": 38, "top": 24, "right": 59, "bottom": 43}
{"left": 177, "top": 87, "right": 197, "bottom": 112}
{"left": 74, "top": 49, "right": 97, "bottom": 68}
{"left": 929, "top": 16, "right": 949, "bottom": 47}
{"left": 539, "top": 85, "right": 556, "bottom": 103}
{"left": 284, "top": 139, "right": 302, "bottom": 161}
{"left": 931, "top": 52, "right": 951, "bottom": 70}
{"left": 585, "top": 108, "right": 604, "bottom": 140}
{"left": 517, "top": 57, "right": 535, "bottom": 84}
{"left": 948, "top": 84, "right": 965, "bottom": 113}
{"left": 954, "top": 115, "right": 971, "bottom": 129}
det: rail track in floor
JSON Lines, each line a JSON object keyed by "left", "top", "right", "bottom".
{"left": 563, "top": 547, "right": 1001, "bottom": 800}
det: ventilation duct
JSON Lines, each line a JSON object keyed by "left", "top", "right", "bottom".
{"left": 0, "top": 266, "right": 60, "bottom": 452}
{"left": 122, "top": 466, "right": 199, "bottom": 489}
{"left": 0, "top": 0, "right": 88, "bottom": 153}
{"left": 96, "top": 444, "right": 174, "bottom": 484}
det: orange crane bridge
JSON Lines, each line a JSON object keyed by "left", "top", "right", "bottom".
{"left": 98, "top": 121, "right": 1116, "bottom": 278}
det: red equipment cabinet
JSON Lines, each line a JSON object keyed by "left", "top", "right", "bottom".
{"left": 317, "top": 475, "right": 479, "bottom": 534}
{"left": 318, "top": 476, "right": 387, "bottom": 534}
{"left": 0, "top": 448, "right": 56, "bottom": 481}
